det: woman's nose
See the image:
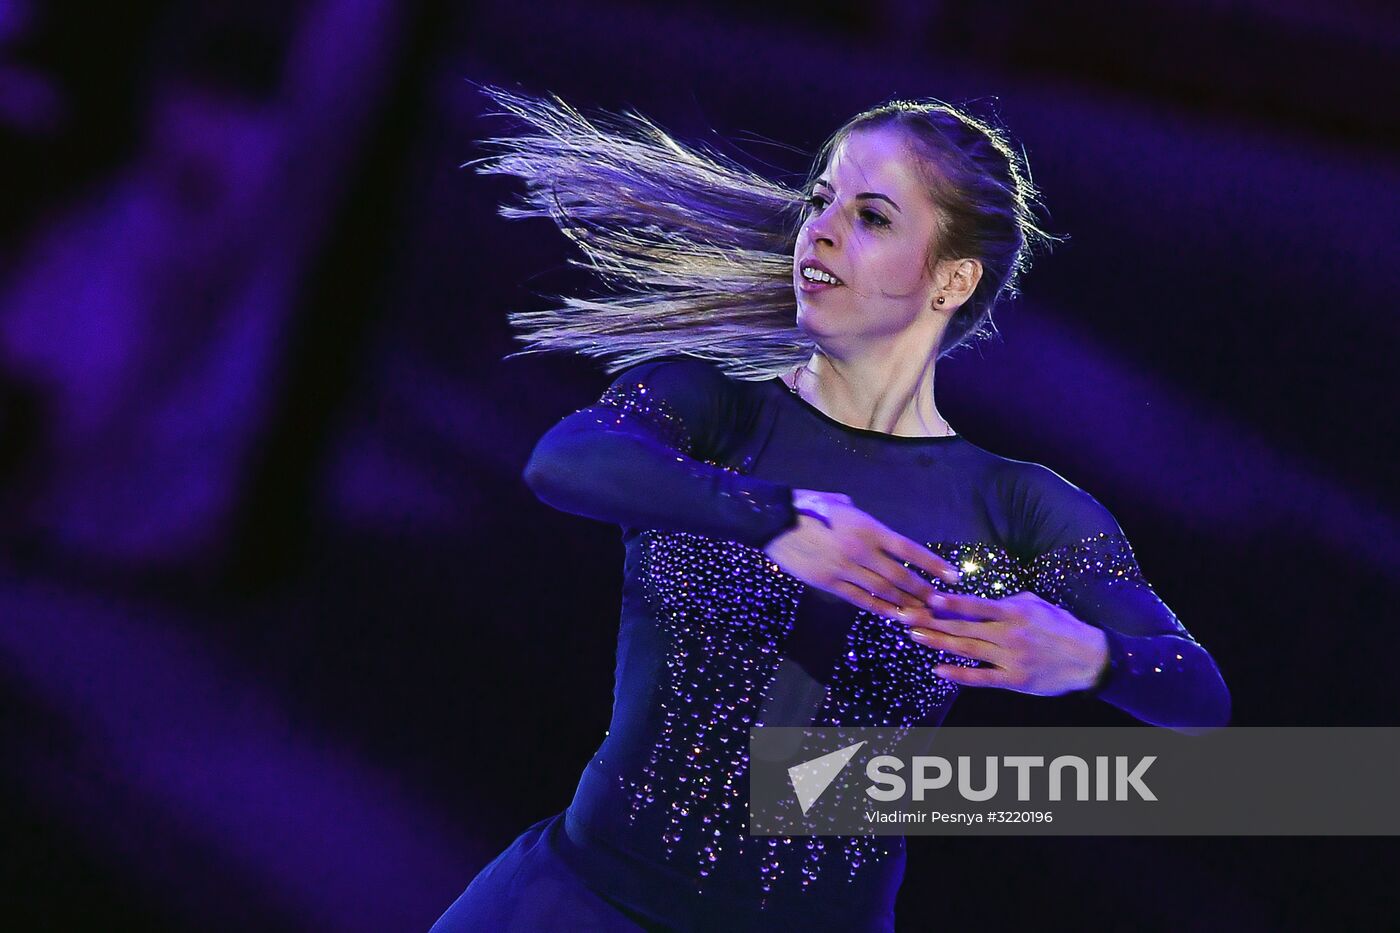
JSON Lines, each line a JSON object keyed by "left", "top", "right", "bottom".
{"left": 807, "top": 213, "right": 838, "bottom": 248}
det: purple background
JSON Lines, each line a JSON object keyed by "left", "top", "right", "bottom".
{"left": 1, "top": 0, "right": 1396, "bottom": 930}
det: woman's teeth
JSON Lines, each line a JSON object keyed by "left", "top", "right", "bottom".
{"left": 802, "top": 267, "right": 840, "bottom": 285}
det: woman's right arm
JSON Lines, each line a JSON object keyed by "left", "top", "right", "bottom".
{"left": 522, "top": 358, "right": 800, "bottom": 550}
{"left": 523, "top": 357, "right": 961, "bottom": 615}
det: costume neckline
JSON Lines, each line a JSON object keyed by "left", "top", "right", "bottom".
{"left": 766, "top": 376, "right": 965, "bottom": 445}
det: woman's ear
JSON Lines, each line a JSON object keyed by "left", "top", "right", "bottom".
{"left": 933, "top": 257, "right": 983, "bottom": 312}
{"left": 949, "top": 257, "right": 983, "bottom": 300}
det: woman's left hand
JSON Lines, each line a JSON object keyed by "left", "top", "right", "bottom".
{"left": 900, "top": 591, "right": 1109, "bottom": 696}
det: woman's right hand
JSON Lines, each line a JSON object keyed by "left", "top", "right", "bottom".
{"left": 762, "top": 488, "right": 961, "bottom": 622}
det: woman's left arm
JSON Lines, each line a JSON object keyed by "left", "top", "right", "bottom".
{"left": 1028, "top": 531, "right": 1231, "bottom": 732}
{"left": 907, "top": 468, "right": 1231, "bottom": 733}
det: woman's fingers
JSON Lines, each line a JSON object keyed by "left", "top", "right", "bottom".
{"left": 786, "top": 496, "right": 964, "bottom": 617}
{"left": 878, "top": 531, "right": 961, "bottom": 586}
{"left": 831, "top": 580, "right": 908, "bottom": 620}
{"left": 908, "top": 627, "right": 1008, "bottom": 666}
{"left": 931, "top": 664, "right": 1005, "bottom": 687}
{"left": 836, "top": 533, "right": 959, "bottom": 614}
{"left": 926, "top": 591, "right": 1015, "bottom": 621}
{"left": 841, "top": 564, "right": 919, "bottom": 611}
{"left": 866, "top": 550, "right": 939, "bottom": 605}
{"left": 909, "top": 613, "right": 998, "bottom": 639}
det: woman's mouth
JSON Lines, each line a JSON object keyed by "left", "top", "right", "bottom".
{"left": 798, "top": 260, "right": 844, "bottom": 292}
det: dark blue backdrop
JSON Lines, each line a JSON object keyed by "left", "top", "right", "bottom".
{"left": 1, "top": 1, "right": 1396, "bottom": 930}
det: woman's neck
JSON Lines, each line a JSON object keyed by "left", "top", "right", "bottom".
{"left": 784, "top": 354, "right": 955, "bottom": 438}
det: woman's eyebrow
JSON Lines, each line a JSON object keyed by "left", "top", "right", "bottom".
{"left": 813, "top": 178, "right": 902, "bottom": 213}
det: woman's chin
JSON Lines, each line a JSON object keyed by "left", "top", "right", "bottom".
{"left": 794, "top": 303, "right": 843, "bottom": 336}
{"left": 795, "top": 312, "right": 845, "bottom": 341}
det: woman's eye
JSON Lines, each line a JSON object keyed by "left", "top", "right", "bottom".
{"left": 804, "top": 195, "right": 889, "bottom": 230}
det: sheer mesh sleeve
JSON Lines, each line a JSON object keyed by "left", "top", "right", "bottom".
{"left": 522, "top": 358, "right": 799, "bottom": 550}
{"left": 1013, "top": 465, "right": 1231, "bottom": 731}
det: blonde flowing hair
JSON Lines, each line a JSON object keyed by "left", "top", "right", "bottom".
{"left": 469, "top": 84, "right": 1058, "bottom": 380}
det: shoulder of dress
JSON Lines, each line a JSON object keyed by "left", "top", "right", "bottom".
{"left": 968, "top": 453, "right": 1127, "bottom": 563}
{"left": 984, "top": 452, "right": 1075, "bottom": 490}
{"left": 601, "top": 356, "right": 745, "bottom": 402}
{"left": 613, "top": 354, "right": 756, "bottom": 395}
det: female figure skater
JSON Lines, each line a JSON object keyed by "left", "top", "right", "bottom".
{"left": 430, "top": 86, "right": 1230, "bottom": 933}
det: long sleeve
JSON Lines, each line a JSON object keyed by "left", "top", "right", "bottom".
{"left": 522, "top": 357, "right": 799, "bottom": 550}
{"left": 1011, "top": 465, "right": 1232, "bottom": 732}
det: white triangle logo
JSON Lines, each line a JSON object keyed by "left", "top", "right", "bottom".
{"left": 788, "top": 741, "right": 866, "bottom": 815}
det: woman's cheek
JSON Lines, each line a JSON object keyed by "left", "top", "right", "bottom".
{"left": 872, "top": 254, "right": 922, "bottom": 293}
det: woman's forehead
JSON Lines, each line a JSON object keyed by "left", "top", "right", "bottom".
{"left": 822, "top": 126, "right": 925, "bottom": 197}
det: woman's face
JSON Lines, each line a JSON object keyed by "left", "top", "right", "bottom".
{"left": 792, "top": 125, "right": 946, "bottom": 345}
